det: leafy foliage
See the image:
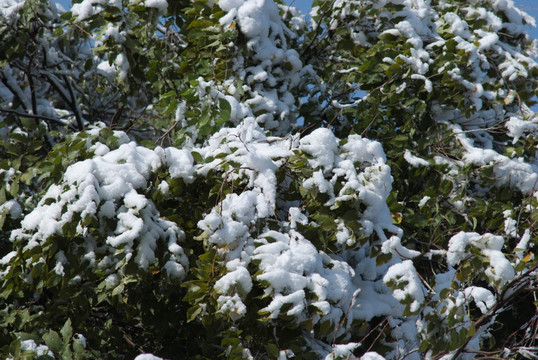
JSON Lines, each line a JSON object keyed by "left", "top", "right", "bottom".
{"left": 0, "top": 0, "right": 537, "bottom": 359}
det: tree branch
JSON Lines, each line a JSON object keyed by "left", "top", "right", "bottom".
{"left": 0, "top": 107, "right": 76, "bottom": 130}
{"left": 62, "top": 74, "right": 84, "bottom": 131}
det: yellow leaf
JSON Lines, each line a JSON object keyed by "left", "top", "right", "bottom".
{"left": 522, "top": 252, "right": 533, "bottom": 263}
{"left": 504, "top": 90, "right": 516, "bottom": 105}
{"left": 392, "top": 212, "right": 402, "bottom": 224}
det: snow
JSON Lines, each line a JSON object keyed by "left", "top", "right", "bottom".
{"left": 0, "top": 199, "right": 22, "bottom": 219}
{"left": 404, "top": 149, "right": 429, "bottom": 167}
{"left": 463, "top": 286, "right": 496, "bottom": 314}
{"left": 163, "top": 147, "right": 194, "bottom": 181}
{"left": 134, "top": 354, "right": 164, "bottom": 360}
{"left": 383, "top": 260, "right": 425, "bottom": 313}
{"left": 288, "top": 207, "right": 308, "bottom": 229}
{"left": 124, "top": 189, "right": 148, "bottom": 210}
{"left": 217, "top": 293, "right": 247, "bottom": 320}
{"left": 478, "top": 32, "right": 499, "bottom": 51}
{"left": 105, "top": 273, "right": 119, "bottom": 287}
{"left": 454, "top": 129, "right": 538, "bottom": 195}
{"left": 197, "top": 211, "right": 222, "bottom": 234}
{"left": 447, "top": 232, "right": 515, "bottom": 285}
{"left": 505, "top": 116, "right": 538, "bottom": 144}
{"left": 503, "top": 210, "right": 517, "bottom": 237}
{"left": 0, "top": 0, "right": 25, "bottom": 20}
{"left": 163, "top": 260, "right": 185, "bottom": 278}
{"left": 19, "top": 339, "right": 55, "bottom": 357}
{"left": 71, "top": 0, "right": 102, "bottom": 22}
{"left": 410, "top": 74, "right": 432, "bottom": 93}
{"left": 114, "top": 53, "right": 130, "bottom": 82}
{"left": 54, "top": 251, "right": 67, "bottom": 276}
{"left": 183, "top": 119, "right": 409, "bottom": 332}
{"left": 381, "top": 236, "right": 421, "bottom": 259}
{"left": 104, "top": 23, "right": 125, "bottom": 43}
{"left": 2, "top": 0, "right": 538, "bottom": 357}
{"left": 418, "top": 196, "right": 430, "bottom": 208}
{"left": 144, "top": 0, "right": 167, "bottom": 13}
{"left": 443, "top": 12, "right": 471, "bottom": 38}
{"left": 302, "top": 170, "right": 335, "bottom": 203}
{"left": 325, "top": 343, "right": 360, "bottom": 359}
{"left": 0, "top": 251, "right": 17, "bottom": 266}
{"left": 515, "top": 229, "right": 532, "bottom": 258}
{"left": 360, "top": 351, "right": 386, "bottom": 360}
{"left": 214, "top": 266, "right": 253, "bottom": 295}
{"left": 97, "top": 61, "right": 116, "bottom": 80}
{"left": 12, "top": 141, "right": 191, "bottom": 279}
{"left": 214, "top": 0, "right": 308, "bottom": 133}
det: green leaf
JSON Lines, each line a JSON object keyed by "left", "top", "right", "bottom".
{"left": 467, "top": 323, "right": 476, "bottom": 337}
{"left": 9, "top": 339, "right": 21, "bottom": 358}
{"left": 439, "top": 288, "right": 451, "bottom": 299}
{"left": 418, "top": 340, "right": 429, "bottom": 353}
{"left": 217, "top": 97, "right": 231, "bottom": 124}
{"left": 111, "top": 283, "right": 124, "bottom": 297}
{"left": 20, "top": 117, "right": 37, "bottom": 130}
{"left": 73, "top": 338, "right": 86, "bottom": 354}
{"left": 265, "top": 343, "right": 280, "bottom": 359}
{"left": 187, "top": 306, "right": 203, "bottom": 322}
{"left": 191, "top": 151, "right": 203, "bottom": 163}
{"left": 42, "top": 330, "right": 62, "bottom": 353}
{"left": 199, "top": 105, "right": 211, "bottom": 127}
{"left": 60, "top": 318, "right": 73, "bottom": 342}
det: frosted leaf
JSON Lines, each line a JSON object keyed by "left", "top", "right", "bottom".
{"left": 302, "top": 169, "right": 335, "bottom": 204}
{"left": 505, "top": 116, "right": 538, "bottom": 144}
{"left": 383, "top": 260, "right": 425, "bottom": 313}
{"left": 0, "top": 199, "right": 22, "bottom": 219}
{"left": 164, "top": 147, "right": 194, "bottom": 182}
{"left": 447, "top": 232, "right": 515, "bottom": 286}
{"left": 164, "top": 261, "right": 186, "bottom": 279}
{"left": 299, "top": 128, "right": 338, "bottom": 172}
{"left": 288, "top": 207, "right": 308, "bottom": 229}
{"left": 20, "top": 340, "right": 54, "bottom": 357}
{"left": 11, "top": 139, "right": 192, "bottom": 279}
{"left": 381, "top": 236, "right": 420, "bottom": 259}
{"left": 217, "top": 293, "right": 247, "bottom": 320}
{"left": 324, "top": 343, "right": 360, "bottom": 360}
{"left": 260, "top": 290, "right": 306, "bottom": 319}
{"left": 71, "top": 0, "right": 100, "bottom": 22}
{"left": 463, "top": 286, "right": 496, "bottom": 314}
{"left": 214, "top": 266, "right": 253, "bottom": 295}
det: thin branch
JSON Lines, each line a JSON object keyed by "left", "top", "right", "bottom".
{"left": 300, "top": 0, "right": 337, "bottom": 61}
{"left": 0, "top": 108, "right": 76, "bottom": 130}
{"left": 452, "top": 265, "right": 538, "bottom": 359}
{"left": 27, "top": 66, "right": 38, "bottom": 117}
{"left": 62, "top": 73, "right": 84, "bottom": 131}
{"left": 157, "top": 119, "right": 180, "bottom": 147}
{"left": 0, "top": 72, "right": 31, "bottom": 112}
{"left": 45, "top": 72, "right": 84, "bottom": 130}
